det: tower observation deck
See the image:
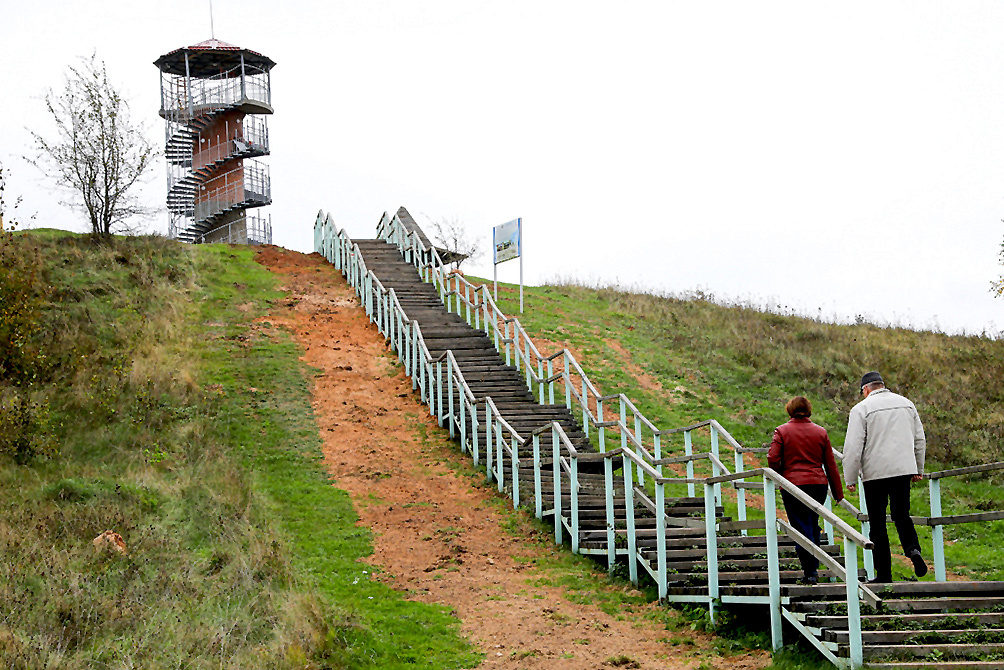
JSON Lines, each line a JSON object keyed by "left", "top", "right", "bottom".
{"left": 154, "top": 39, "right": 276, "bottom": 244}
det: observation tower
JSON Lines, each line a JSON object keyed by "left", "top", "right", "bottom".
{"left": 154, "top": 39, "right": 275, "bottom": 244}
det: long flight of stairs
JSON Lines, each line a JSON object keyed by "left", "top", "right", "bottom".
{"left": 344, "top": 230, "right": 1004, "bottom": 669}
{"left": 351, "top": 237, "right": 852, "bottom": 575}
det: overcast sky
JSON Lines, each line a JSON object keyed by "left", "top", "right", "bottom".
{"left": 3, "top": 1, "right": 1004, "bottom": 335}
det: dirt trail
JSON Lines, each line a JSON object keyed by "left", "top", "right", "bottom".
{"left": 255, "top": 247, "right": 771, "bottom": 670}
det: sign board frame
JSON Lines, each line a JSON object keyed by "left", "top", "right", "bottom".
{"left": 493, "top": 217, "right": 523, "bottom": 313}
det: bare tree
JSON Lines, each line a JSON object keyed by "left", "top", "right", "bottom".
{"left": 27, "top": 54, "right": 156, "bottom": 239}
{"left": 427, "top": 215, "right": 482, "bottom": 271}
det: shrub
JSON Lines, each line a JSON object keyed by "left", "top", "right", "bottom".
{"left": 0, "top": 387, "right": 56, "bottom": 463}
{"left": 0, "top": 166, "right": 46, "bottom": 384}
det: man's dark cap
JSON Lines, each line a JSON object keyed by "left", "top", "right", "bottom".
{"left": 860, "top": 371, "right": 883, "bottom": 390}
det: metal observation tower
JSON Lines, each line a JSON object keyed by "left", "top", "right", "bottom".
{"left": 154, "top": 39, "right": 275, "bottom": 244}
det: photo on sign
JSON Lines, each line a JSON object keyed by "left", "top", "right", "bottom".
{"left": 494, "top": 218, "right": 520, "bottom": 264}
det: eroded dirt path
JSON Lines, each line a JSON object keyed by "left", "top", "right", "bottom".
{"left": 255, "top": 247, "right": 771, "bottom": 670}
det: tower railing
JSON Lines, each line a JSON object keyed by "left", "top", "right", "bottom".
{"left": 160, "top": 63, "right": 272, "bottom": 123}
{"left": 192, "top": 160, "right": 270, "bottom": 224}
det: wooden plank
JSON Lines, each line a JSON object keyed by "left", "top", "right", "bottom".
{"left": 829, "top": 627, "right": 1004, "bottom": 644}
{"left": 809, "top": 611, "right": 1004, "bottom": 630}
{"left": 863, "top": 643, "right": 1004, "bottom": 660}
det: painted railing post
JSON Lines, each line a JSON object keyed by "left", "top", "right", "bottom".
{"left": 845, "top": 538, "right": 864, "bottom": 669}
{"left": 397, "top": 307, "right": 405, "bottom": 357}
{"left": 533, "top": 433, "right": 543, "bottom": 519}
{"left": 367, "top": 274, "right": 374, "bottom": 321}
{"left": 735, "top": 448, "right": 748, "bottom": 536}
{"left": 495, "top": 421, "right": 505, "bottom": 493}
{"left": 703, "top": 481, "right": 719, "bottom": 624}
{"left": 930, "top": 477, "right": 946, "bottom": 582}
{"left": 563, "top": 352, "right": 571, "bottom": 411}
{"left": 553, "top": 424, "right": 563, "bottom": 545}
{"left": 418, "top": 350, "right": 427, "bottom": 404}
{"left": 485, "top": 401, "right": 494, "bottom": 483}
{"left": 410, "top": 325, "right": 418, "bottom": 390}
{"left": 386, "top": 289, "right": 394, "bottom": 349}
{"left": 459, "top": 390, "right": 467, "bottom": 454}
{"left": 763, "top": 477, "right": 782, "bottom": 651}
{"left": 547, "top": 358, "right": 555, "bottom": 405}
{"left": 597, "top": 398, "right": 605, "bottom": 452}
{"left": 634, "top": 411, "right": 644, "bottom": 488}
{"left": 570, "top": 452, "right": 579, "bottom": 553}
{"left": 823, "top": 497, "right": 835, "bottom": 547}
{"left": 537, "top": 359, "right": 544, "bottom": 404}
{"left": 427, "top": 357, "right": 436, "bottom": 418}
{"left": 655, "top": 478, "right": 667, "bottom": 600}
{"left": 447, "top": 355, "right": 455, "bottom": 439}
{"left": 623, "top": 455, "right": 638, "bottom": 585}
{"left": 524, "top": 336, "right": 532, "bottom": 391}
{"left": 436, "top": 361, "right": 444, "bottom": 428}
{"left": 504, "top": 321, "right": 511, "bottom": 366}
{"left": 510, "top": 433, "right": 520, "bottom": 509}
{"left": 513, "top": 326, "right": 521, "bottom": 372}
{"left": 581, "top": 377, "right": 589, "bottom": 437}
{"left": 710, "top": 425, "right": 722, "bottom": 506}
{"left": 653, "top": 433, "right": 663, "bottom": 476}
{"left": 685, "top": 430, "right": 696, "bottom": 498}
{"left": 604, "top": 450, "right": 616, "bottom": 573}
{"left": 858, "top": 475, "right": 875, "bottom": 579}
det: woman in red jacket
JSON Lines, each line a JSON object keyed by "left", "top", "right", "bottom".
{"left": 767, "top": 396, "right": 844, "bottom": 584}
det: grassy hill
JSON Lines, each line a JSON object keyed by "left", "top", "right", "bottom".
{"left": 0, "top": 231, "right": 479, "bottom": 669}
{"left": 5, "top": 227, "right": 1004, "bottom": 668}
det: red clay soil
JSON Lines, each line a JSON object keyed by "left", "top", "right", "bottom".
{"left": 255, "top": 246, "right": 771, "bottom": 670}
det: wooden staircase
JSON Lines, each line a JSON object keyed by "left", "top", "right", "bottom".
{"left": 337, "top": 228, "right": 1004, "bottom": 669}
{"left": 787, "top": 581, "right": 1004, "bottom": 667}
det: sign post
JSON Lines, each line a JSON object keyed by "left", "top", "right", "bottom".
{"left": 493, "top": 217, "right": 523, "bottom": 313}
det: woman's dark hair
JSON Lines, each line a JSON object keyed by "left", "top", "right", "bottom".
{"left": 785, "top": 396, "right": 812, "bottom": 418}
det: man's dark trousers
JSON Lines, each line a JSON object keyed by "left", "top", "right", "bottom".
{"left": 863, "top": 474, "right": 920, "bottom": 582}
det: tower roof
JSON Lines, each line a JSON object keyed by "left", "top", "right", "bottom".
{"left": 154, "top": 39, "right": 276, "bottom": 77}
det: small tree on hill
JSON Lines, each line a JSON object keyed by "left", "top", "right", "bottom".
{"left": 428, "top": 215, "right": 482, "bottom": 271}
{"left": 27, "top": 54, "right": 156, "bottom": 239}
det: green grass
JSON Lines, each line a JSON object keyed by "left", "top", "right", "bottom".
{"left": 0, "top": 233, "right": 479, "bottom": 669}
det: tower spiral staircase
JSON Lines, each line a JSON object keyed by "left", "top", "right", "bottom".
{"left": 154, "top": 39, "right": 275, "bottom": 244}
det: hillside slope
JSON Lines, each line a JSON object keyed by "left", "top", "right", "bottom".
{"left": 0, "top": 232, "right": 479, "bottom": 669}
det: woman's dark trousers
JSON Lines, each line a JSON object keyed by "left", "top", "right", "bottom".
{"left": 780, "top": 484, "right": 829, "bottom": 579}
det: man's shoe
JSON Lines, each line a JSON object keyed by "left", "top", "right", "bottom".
{"left": 799, "top": 575, "right": 818, "bottom": 585}
{"left": 908, "top": 549, "right": 928, "bottom": 577}
{"left": 868, "top": 577, "right": 892, "bottom": 585}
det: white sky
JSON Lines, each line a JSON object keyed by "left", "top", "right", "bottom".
{"left": 3, "top": 1, "right": 1004, "bottom": 335}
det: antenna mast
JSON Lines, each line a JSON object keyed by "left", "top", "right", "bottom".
{"left": 209, "top": 0, "right": 215, "bottom": 38}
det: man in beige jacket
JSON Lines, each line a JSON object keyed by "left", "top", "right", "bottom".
{"left": 843, "top": 371, "right": 927, "bottom": 583}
